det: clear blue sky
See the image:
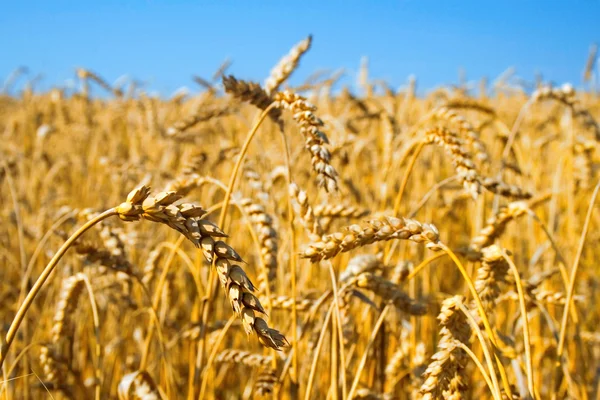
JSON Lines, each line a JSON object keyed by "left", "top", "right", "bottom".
{"left": 1, "top": 1, "right": 599, "bottom": 95}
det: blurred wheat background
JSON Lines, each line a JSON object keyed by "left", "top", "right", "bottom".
{"left": 1, "top": 2, "right": 600, "bottom": 400}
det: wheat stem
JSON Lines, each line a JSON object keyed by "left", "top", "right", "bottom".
{"left": 0, "top": 208, "right": 117, "bottom": 370}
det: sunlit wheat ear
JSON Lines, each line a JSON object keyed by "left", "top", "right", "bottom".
{"left": 481, "top": 177, "right": 532, "bottom": 200}
{"left": 420, "top": 296, "right": 471, "bottom": 400}
{"left": 339, "top": 253, "right": 384, "bottom": 282}
{"left": 444, "top": 97, "right": 497, "bottom": 116}
{"left": 434, "top": 106, "right": 490, "bottom": 163}
{"left": 533, "top": 84, "right": 600, "bottom": 140}
{"left": 289, "top": 182, "right": 322, "bottom": 238}
{"left": 264, "top": 34, "right": 312, "bottom": 95}
{"left": 165, "top": 105, "right": 231, "bottom": 138}
{"left": 469, "top": 201, "right": 528, "bottom": 255}
{"left": 51, "top": 273, "right": 86, "bottom": 347}
{"left": 473, "top": 245, "right": 510, "bottom": 314}
{"left": 238, "top": 197, "right": 278, "bottom": 293}
{"left": 222, "top": 75, "right": 282, "bottom": 125}
{"left": 116, "top": 185, "right": 288, "bottom": 350}
{"left": 118, "top": 370, "right": 160, "bottom": 400}
{"left": 275, "top": 91, "right": 339, "bottom": 192}
{"left": 40, "top": 272, "right": 88, "bottom": 392}
{"left": 301, "top": 215, "right": 441, "bottom": 263}
{"left": 268, "top": 294, "right": 315, "bottom": 311}
{"left": 423, "top": 126, "right": 481, "bottom": 199}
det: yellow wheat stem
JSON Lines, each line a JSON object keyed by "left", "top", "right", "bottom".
{"left": 502, "top": 250, "right": 535, "bottom": 399}
{"left": 0, "top": 208, "right": 117, "bottom": 370}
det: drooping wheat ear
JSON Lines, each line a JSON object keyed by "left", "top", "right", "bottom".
{"left": 275, "top": 91, "right": 339, "bottom": 192}
{"left": 313, "top": 203, "right": 370, "bottom": 220}
{"left": 473, "top": 245, "right": 510, "bottom": 314}
{"left": 72, "top": 237, "right": 134, "bottom": 275}
{"left": 117, "top": 370, "right": 160, "bottom": 400}
{"left": 165, "top": 105, "right": 231, "bottom": 137}
{"left": 289, "top": 182, "right": 322, "bottom": 238}
{"left": 238, "top": 198, "right": 278, "bottom": 293}
{"left": 116, "top": 186, "right": 288, "bottom": 349}
{"left": 423, "top": 126, "right": 481, "bottom": 199}
{"left": 76, "top": 68, "right": 123, "bottom": 97}
{"left": 268, "top": 295, "right": 314, "bottom": 311}
{"left": 264, "top": 35, "right": 312, "bottom": 95}
{"left": 469, "top": 201, "right": 528, "bottom": 254}
{"left": 339, "top": 253, "right": 384, "bottom": 282}
{"left": 222, "top": 75, "right": 282, "bottom": 125}
{"left": 444, "top": 98, "right": 497, "bottom": 116}
{"left": 434, "top": 107, "right": 490, "bottom": 163}
{"left": 532, "top": 84, "right": 600, "bottom": 140}
{"left": 349, "top": 272, "right": 427, "bottom": 315}
{"left": 481, "top": 177, "right": 532, "bottom": 200}
{"left": 314, "top": 203, "right": 370, "bottom": 231}
{"left": 574, "top": 139, "right": 595, "bottom": 190}
{"left": 420, "top": 296, "right": 471, "bottom": 400}
{"left": 254, "top": 367, "right": 278, "bottom": 395}
{"left": 163, "top": 173, "right": 207, "bottom": 197}
{"left": 52, "top": 273, "right": 86, "bottom": 346}
{"left": 215, "top": 349, "right": 272, "bottom": 368}
{"left": 301, "top": 215, "right": 442, "bottom": 263}
{"left": 174, "top": 322, "right": 226, "bottom": 343}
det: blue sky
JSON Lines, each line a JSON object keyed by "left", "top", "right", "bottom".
{"left": 1, "top": 1, "right": 599, "bottom": 96}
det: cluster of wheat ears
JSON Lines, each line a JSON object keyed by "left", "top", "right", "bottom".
{"left": 0, "top": 36, "right": 599, "bottom": 400}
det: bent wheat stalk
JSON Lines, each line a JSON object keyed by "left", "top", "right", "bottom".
{"left": 0, "top": 208, "right": 117, "bottom": 370}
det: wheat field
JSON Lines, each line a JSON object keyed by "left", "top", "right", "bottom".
{"left": 1, "top": 36, "right": 599, "bottom": 399}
